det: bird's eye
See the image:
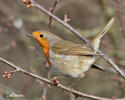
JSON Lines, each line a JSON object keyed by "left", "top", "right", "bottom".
{"left": 40, "top": 34, "right": 44, "bottom": 38}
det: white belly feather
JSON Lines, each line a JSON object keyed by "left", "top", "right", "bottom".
{"left": 49, "top": 50, "right": 96, "bottom": 78}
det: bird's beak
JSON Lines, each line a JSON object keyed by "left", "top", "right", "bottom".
{"left": 26, "top": 34, "right": 34, "bottom": 38}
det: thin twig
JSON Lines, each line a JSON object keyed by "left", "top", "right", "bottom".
{"left": 29, "top": 0, "right": 125, "bottom": 79}
{"left": 69, "top": 92, "right": 75, "bottom": 100}
{"left": 0, "top": 56, "right": 124, "bottom": 100}
{"left": 48, "top": 0, "right": 59, "bottom": 31}
{"left": 41, "top": 70, "right": 51, "bottom": 100}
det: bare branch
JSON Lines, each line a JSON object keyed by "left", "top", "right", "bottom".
{"left": 48, "top": 0, "right": 59, "bottom": 31}
{"left": 69, "top": 92, "right": 75, "bottom": 100}
{"left": 41, "top": 70, "right": 51, "bottom": 100}
{"left": 0, "top": 56, "right": 124, "bottom": 100}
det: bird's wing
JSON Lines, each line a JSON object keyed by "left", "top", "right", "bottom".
{"left": 52, "top": 40, "right": 99, "bottom": 56}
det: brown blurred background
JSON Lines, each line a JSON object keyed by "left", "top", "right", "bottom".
{"left": 0, "top": 0, "right": 125, "bottom": 100}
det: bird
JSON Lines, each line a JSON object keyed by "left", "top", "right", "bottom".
{"left": 27, "top": 18, "right": 115, "bottom": 79}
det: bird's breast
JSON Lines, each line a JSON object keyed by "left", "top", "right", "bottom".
{"left": 49, "top": 50, "right": 96, "bottom": 78}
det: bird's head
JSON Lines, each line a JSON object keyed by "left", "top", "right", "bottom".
{"left": 26, "top": 30, "right": 61, "bottom": 66}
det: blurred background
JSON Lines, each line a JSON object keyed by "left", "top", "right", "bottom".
{"left": 0, "top": 0, "right": 125, "bottom": 100}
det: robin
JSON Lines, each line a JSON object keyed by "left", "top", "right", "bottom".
{"left": 27, "top": 18, "right": 114, "bottom": 79}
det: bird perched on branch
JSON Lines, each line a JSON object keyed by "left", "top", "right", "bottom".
{"left": 27, "top": 18, "right": 115, "bottom": 79}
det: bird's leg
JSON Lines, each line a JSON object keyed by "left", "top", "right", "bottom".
{"left": 68, "top": 74, "right": 85, "bottom": 88}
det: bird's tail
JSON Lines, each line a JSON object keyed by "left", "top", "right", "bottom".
{"left": 89, "top": 18, "right": 115, "bottom": 52}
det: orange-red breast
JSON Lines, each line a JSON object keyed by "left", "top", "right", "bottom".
{"left": 27, "top": 18, "right": 114, "bottom": 78}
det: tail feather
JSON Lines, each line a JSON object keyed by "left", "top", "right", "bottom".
{"left": 89, "top": 18, "right": 115, "bottom": 52}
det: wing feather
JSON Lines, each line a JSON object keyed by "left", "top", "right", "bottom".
{"left": 52, "top": 40, "right": 99, "bottom": 56}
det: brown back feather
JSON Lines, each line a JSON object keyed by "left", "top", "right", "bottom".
{"left": 52, "top": 40, "right": 99, "bottom": 56}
